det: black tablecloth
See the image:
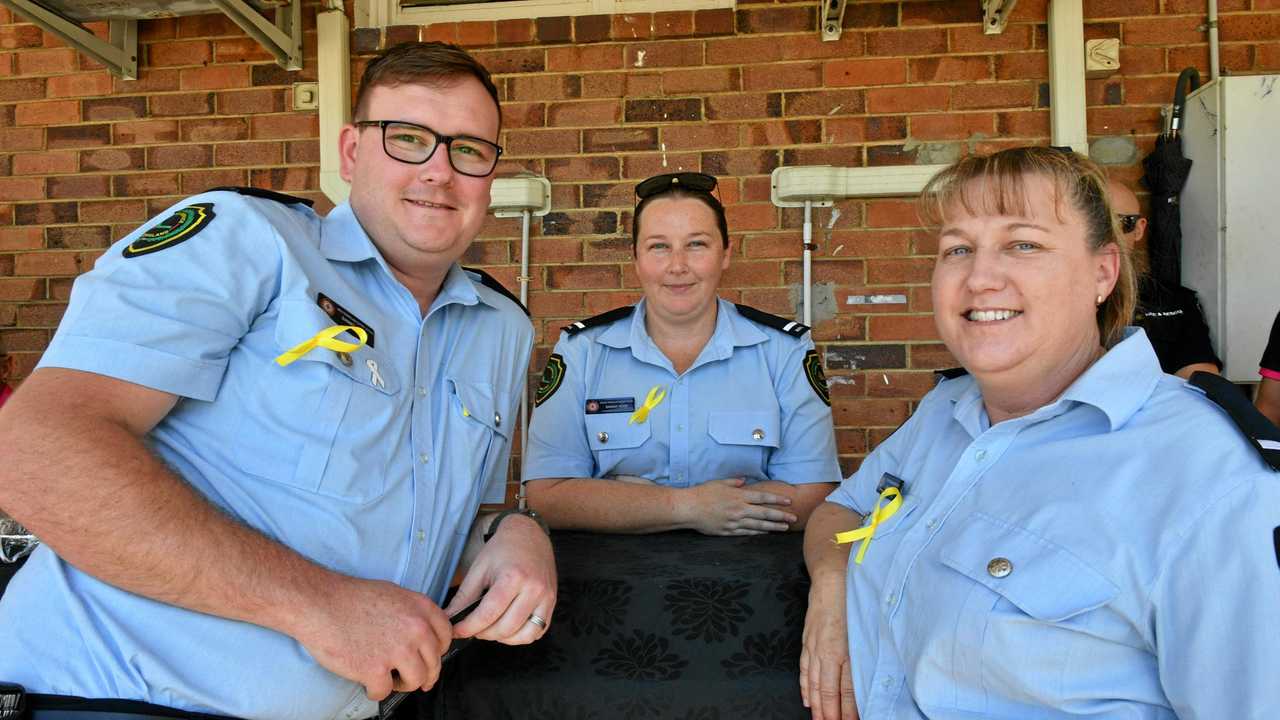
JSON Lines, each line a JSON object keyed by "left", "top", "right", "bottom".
{"left": 432, "top": 530, "right": 812, "bottom": 719}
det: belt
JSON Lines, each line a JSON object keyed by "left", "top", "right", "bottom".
{"left": 15, "top": 693, "right": 238, "bottom": 720}
{"left": 30, "top": 707, "right": 207, "bottom": 712}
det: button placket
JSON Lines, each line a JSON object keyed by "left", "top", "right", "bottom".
{"left": 668, "top": 374, "right": 689, "bottom": 487}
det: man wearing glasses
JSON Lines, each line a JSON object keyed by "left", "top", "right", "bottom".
{"left": 1108, "top": 178, "right": 1222, "bottom": 379}
{"left": 0, "top": 42, "right": 555, "bottom": 720}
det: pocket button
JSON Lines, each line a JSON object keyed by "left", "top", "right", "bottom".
{"left": 987, "top": 557, "right": 1013, "bottom": 578}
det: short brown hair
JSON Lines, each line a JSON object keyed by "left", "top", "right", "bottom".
{"left": 353, "top": 41, "right": 501, "bottom": 130}
{"left": 920, "top": 146, "right": 1136, "bottom": 349}
{"left": 632, "top": 189, "right": 729, "bottom": 252}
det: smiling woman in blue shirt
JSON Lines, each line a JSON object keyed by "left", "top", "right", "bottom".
{"left": 523, "top": 172, "right": 841, "bottom": 535}
{"left": 801, "top": 146, "right": 1280, "bottom": 720}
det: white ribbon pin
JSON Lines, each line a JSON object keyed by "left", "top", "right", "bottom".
{"left": 367, "top": 359, "right": 385, "bottom": 389}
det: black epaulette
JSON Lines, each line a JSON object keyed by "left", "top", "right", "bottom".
{"left": 935, "top": 367, "right": 970, "bottom": 381}
{"left": 563, "top": 305, "right": 633, "bottom": 335}
{"left": 463, "top": 266, "right": 529, "bottom": 317}
{"left": 734, "top": 304, "right": 810, "bottom": 337}
{"left": 208, "top": 186, "right": 314, "bottom": 207}
{"left": 1189, "top": 371, "right": 1280, "bottom": 471}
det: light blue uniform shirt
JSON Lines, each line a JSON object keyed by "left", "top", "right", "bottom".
{"left": 828, "top": 328, "right": 1280, "bottom": 719}
{"left": 0, "top": 191, "right": 532, "bottom": 720}
{"left": 525, "top": 298, "right": 839, "bottom": 488}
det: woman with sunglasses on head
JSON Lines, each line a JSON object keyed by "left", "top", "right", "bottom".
{"left": 801, "top": 147, "right": 1280, "bottom": 720}
{"left": 523, "top": 172, "right": 840, "bottom": 535}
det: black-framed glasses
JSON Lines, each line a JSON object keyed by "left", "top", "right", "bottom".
{"left": 636, "top": 172, "right": 718, "bottom": 200}
{"left": 354, "top": 120, "right": 503, "bottom": 178}
{"left": 1116, "top": 214, "right": 1141, "bottom": 233}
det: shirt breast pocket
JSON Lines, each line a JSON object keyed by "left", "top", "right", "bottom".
{"left": 934, "top": 512, "right": 1118, "bottom": 711}
{"left": 584, "top": 413, "right": 651, "bottom": 477}
{"left": 446, "top": 378, "right": 512, "bottom": 512}
{"left": 706, "top": 410, "right": 780, "bottom": 479}
{"left": 236, "top": 299, "right": 400, "bottom": 502}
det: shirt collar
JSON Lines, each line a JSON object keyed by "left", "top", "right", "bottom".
{"left": 428, "top": 264, "right": 485, "bottom": 314}
{"left": 1059, "top": 326, "right": 1162, "bottom": 430}
{"left": 951, "top": 326, "right": 1162, "bottom": 434}
{"left": 597, "top": 298, "right": 768, "bottom": 371}
{"left": 319, "top": 202, "right": 379, "bottom": 263}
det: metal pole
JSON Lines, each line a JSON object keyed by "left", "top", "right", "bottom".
{"left": 802, "top": 200, "right": 813, "bottom": 327}
{"left": 517, "top": 209, "right": 532, "bottom": 510}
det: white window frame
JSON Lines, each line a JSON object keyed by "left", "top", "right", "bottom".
{"left": 358, "top": 0, "right": 733, "bottom": 27}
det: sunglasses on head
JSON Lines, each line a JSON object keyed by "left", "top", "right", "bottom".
{"left": 635, "top": 172, "right": 718, "bottom": 200}
{"left": 1116, "top": 214, "right": 1141, "bottom": 233}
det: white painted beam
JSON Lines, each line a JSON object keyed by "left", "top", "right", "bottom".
{"left": 317, "top": 7, "right": 351, "bottom": 205}
{"left": 1048, "top": 0, "right": 1088, "bottom": 153}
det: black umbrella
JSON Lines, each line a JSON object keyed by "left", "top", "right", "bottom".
{"left": 1141, "top": 68, "right": 1200, "bottom": 287}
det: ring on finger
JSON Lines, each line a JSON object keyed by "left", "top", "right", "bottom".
{"left": 527, "top": 613, "right": 547, "bottom": 629}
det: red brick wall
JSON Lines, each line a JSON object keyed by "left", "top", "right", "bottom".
{"left": 3, "top": 0, "right": 1279, "bottom": 475}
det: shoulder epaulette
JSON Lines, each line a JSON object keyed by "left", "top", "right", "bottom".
{"left": 463, "top": 266, "right": 528, "bottom": 317}
{"left": 734, "top": 304, "right": 809, "bottom": 337}
{"left": 562, "top": 305, "right": 634, "bottom": 335}
{"left": 935, "top": 367, "right": 970, "bottom": 381}
{"left": 1189, "top": 371, "right": 1280, "bottom": 471}
{"left": 208, "top": 186, "right": 314, "bottom": 207}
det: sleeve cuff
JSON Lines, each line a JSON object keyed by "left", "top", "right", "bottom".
{"left": 523, "top": 459, "right": 594, "bottom": 482}
{"left": 767, "top": 458, "right": 843, "bottom": 486}
{"left": 825, "top": 481, "right": 868, "bottom": 516}
{"left": 37, "top": 335, "right": 226, "bottom": 401}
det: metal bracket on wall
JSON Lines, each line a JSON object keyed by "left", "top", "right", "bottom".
{"left": 982, "top": 0, "right": 1018, "bottom": 35}
{"left": 211, "top": 0, "right": 302, "bottom": 71}
{"left": 819, "top": 0, "right": 847, "bottom": 42}
{"left": 0, "top": 0, "right": 137, "bottom": 79}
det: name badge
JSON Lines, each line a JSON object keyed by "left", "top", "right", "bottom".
{"left": 317, "top": 292, "right": 376, "bottom": 348}
{"left": 585, "top": 397, "right": 636, "bottom": 414}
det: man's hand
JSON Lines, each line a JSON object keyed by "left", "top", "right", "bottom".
{"left": 800, "top": 574, "right": 858, "bottom": 720}
{"left": 290, "top": 576, "right": 453, "bottom": 701}
{"left": 446, "top": 514, "right": 556, "bottom": 645}
{"left": 682, "top": 478, "right": 798, "bottom": 536}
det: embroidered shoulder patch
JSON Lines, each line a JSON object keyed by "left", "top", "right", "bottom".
{"left": 535, "top": 353, "right": 566, "bottom": 407}
{"left": 123, "top": 203, "right": 216, "bottom": 258}
{"left": 804, "top": 349, "right": 830, "bottom": 406}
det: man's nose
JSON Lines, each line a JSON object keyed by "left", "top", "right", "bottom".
{"left": 418, "top": 144, "right": 455, "bottom": 183}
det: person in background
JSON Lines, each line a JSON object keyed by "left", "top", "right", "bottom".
{"left": 524, "top": 172, "right": 840, "bottom": 535}
{"left": 801, "top": 147, "right": 1280, "bottom": 720}
{"left": 0, "top": 42, "right": 555, "bottom": 720}
{"left": 1108, "top": 178, "right": 1221, "bottom": 379}
{"left": 1257, "top": 309, "right": 1280, "bottom": 426}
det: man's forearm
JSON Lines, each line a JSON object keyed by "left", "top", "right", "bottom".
{"left": 0, "top": 385, "right": 338, "bottom": 639}
{"left": 753, "top": 480, "right": 836, "bottom": 531}
{"left": 525, "top": 478, "right": 688, "bottom": 533}
{"left": 804, "top": 502, "right": 858, "bottom": 583}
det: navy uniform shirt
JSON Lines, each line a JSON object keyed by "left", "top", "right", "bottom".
{"left": 0, "top": 190, "right": 532, "bottom": 720}
{"left": 1135, "top": 275, "right": 1222, "bottom": 374}
{"left": 827, "top": 328, "right": 1280, "bottom": 718}
{"left": 525, "top": 298, "right": 839, "bottom": 488}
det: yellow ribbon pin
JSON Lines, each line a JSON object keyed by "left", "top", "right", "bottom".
{"left": 629, "top": 385, "right": 667, "bottom": 425}
{"left": 834, "top": 486, "right": 902, "bottom": 565}
{"left": 275, "top": 325, "right": 368, "bottom": 367}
